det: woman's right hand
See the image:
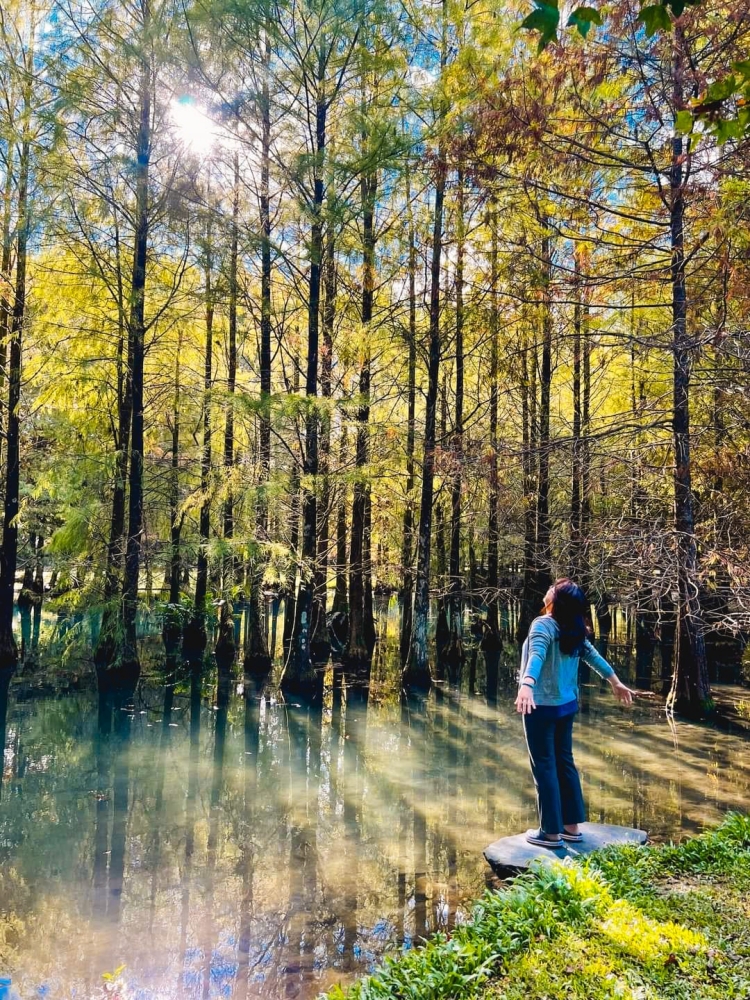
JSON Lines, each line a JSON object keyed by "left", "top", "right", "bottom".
{"left": 515, "top": 684, "right": 536, "bottom": 714}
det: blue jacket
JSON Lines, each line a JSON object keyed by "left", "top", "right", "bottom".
{"left": 520, "top": 615, "right": 614, "bottom": 705}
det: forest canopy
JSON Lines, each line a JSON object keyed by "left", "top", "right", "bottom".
{"left": 0, "top": 0, "right": 749, "bottom": 715}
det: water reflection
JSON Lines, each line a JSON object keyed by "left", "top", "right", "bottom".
{"left": 1, "top": 662, "right": 749, "bottom": 1000}
{"left": 0, "top": 668, "right": 10, "bottom": 802}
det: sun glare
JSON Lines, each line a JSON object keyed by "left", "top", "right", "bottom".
{"left": 171, "top": 98, "right": 217, "bottom": 156}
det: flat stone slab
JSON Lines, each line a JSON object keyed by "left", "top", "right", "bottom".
{"left": 484, "top": 822, "right": 648, "bottom": 874}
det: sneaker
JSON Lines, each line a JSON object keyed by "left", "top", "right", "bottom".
{"left": 561, "top": 830, "right": 583, "bottom": 842}
{"left": 526, "top": 829, "right": 564, "bottom": 848}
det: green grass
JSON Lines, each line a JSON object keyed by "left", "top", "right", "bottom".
{"left": 325, "top": 813, "right": 750, "bottom": 1000}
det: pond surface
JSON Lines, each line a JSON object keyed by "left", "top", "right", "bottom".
{"left": 1, "top": 660, "right": 750, "bottom": 1000}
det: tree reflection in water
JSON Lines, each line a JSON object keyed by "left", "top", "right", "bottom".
{"left": 1, "top": 656, "right": 750, "bottom": 1000}
{"left": 0, "top": 668, "right": 10, "bottom": 801}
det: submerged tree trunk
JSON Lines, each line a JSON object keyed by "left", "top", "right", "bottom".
{"left": 0, "top": 33, "right": 33, "bottom": 671}
{"left": 668, "top": 31, "right": 710, "bottom": 716}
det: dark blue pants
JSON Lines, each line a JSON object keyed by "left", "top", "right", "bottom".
{"left": 523, "top": 711, "right": 586, "bottom": 835}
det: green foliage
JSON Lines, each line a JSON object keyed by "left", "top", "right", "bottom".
{"left": 638, "top": 3, "right": 673, "bottom": 37}
{"left": 520, "top": 2, "right": 561, "bottom": 52}
{"left": 566, "top": 7, "right": 602, "bottom": 39}
{"left": 523, "top": 0, "right": 706, "bottom": 48}
{"left": 152, "top": 598, "right": 194, "bottom": 628}
{"left": 584, "top": 812, "right": 750, "bottom": 901}
{"left": 326, "top": 815, "right": 750, "bottom": 1000}
{"left": 675, "top": 109, "right": 694, "bottom": 134}
{"left": 520, "top": 0, "right": 750, "bottom": 138}
{"left": 492, "top": 815, "right": 750, "bottom": 1000}
{"left": 328, "top": 864, "right": 611, "bottom": 999}
{"left": 47, "top": 508, "right": 95, "bottom": 560}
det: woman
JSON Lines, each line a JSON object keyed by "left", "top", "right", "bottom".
{"left": 515, "top": 578, "right": 634, "bottom": 848}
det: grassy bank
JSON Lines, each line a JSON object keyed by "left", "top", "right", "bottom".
{"left": 327, "top": 814, "right": 750, "bottom": 1000}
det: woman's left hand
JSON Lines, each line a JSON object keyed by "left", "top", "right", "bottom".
{"left": 609, "top": 676, "right": 635, "bottom": 706}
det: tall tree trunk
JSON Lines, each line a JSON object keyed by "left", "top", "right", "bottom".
{"left": 332, "top": 425, "right": 348, "bottom": 617}
{"left": 434, "top": 376, "right": 449, "bottom": 676}
{"left": 163, "top": 330, "right": 183, "bottom": 661}
{"left": 581, "top": 297, "right": 592, "bottom": 592}
{"left": 486, "top": 207, "right": 500, "bottom": 634}
{"left": 628, "top": 284, "right": 641, "bottom": 520}
{"left": 518, "top": 317, "right": 538, "bottom": 640}
{"left": 314, "top": 213, "right": 335, "bottom": 660}
{"left": 346, "top": 166, "right": 377, "bottom": 669}
{"left": 119, "top": 24, "right": 151, "bottom": 680}
{"left": 95, "top": 210, "right": 132, "bottom": 669}
{"left": 169, "top": 383, "right": 182, "bottom": 581}
{"left": 448, "top": 168, "right": 465, "bottom": 672}
{"left": 282, "top": 464, "right": 300, "bottom": 659}
{"left": 570, "top": 252, "right": 583, "bottom": 578}
{"left": 704, "top": 244, "right": 741, "bottom": 679}
{"left": 0, "top": 26, "right": 33, "bottom": 670}
{"left": 535, "top": 230, "right": 553, "bottom": 600}
{"left": 281, "top": 56, "right": 327, "bottom": 697}
{"left": 245, "top": 33, "right": 272, "bottom": 676}
{"left": 399, "top": 168, "right": 417, "bottom": 668}
{"left": 283, "top": 357, "right": 302, "bottom": 665}
{"left": 404, "top": 9, "right": 447, "bottom": 689}
{"left": 363, "top": 484, "right": 375, "bottom": 652}
{"left": 668, "top": 29, "right": 710, "bottom": 715}
{"left": 186, "top": 202, "right": 214, "bottom": 659}
{"left": 481, "top": 206, "right": 503, "bottom": 689}
{"left": 0, "top": 152, "right": 15, "bottom": 480}
{"left": 223, "top": 150, "right": 239, "bottom": 590}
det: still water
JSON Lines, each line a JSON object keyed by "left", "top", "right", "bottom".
{"left": 1, "top": 654, "right": 750, "bottom": 1000}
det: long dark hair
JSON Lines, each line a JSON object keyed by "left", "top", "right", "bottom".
{"left": 544, "top": 578, "right": 587, "bottom": 655}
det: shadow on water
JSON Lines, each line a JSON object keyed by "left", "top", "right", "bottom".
{"left": 1, "top": 631, "right": 750, "bottom": 1000}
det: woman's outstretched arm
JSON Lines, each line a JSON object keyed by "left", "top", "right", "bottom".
{"left": 583, "top": 641, "right": 633, "bottom": 705}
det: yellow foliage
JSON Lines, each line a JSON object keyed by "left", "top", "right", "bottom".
{"left": 599, "top": 898, "right": 706, "bottom": 965}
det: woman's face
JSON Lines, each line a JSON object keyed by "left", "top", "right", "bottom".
{"left": 543, "top": 587, "right": 555, "bottom": 614}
